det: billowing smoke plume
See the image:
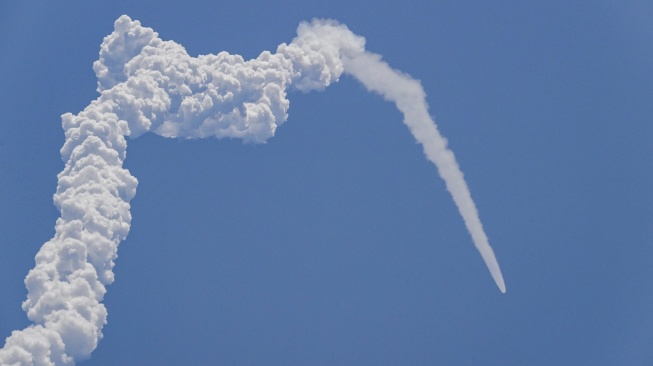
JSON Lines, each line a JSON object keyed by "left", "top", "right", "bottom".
{"left": 0, "top": 15, "right": 505, "bottom": 365}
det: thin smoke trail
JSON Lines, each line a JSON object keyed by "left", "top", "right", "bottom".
{"left": 0, "top": 16, "right": 505, "bottom": 366}
{"left": 343, "top": 53, "right": 506, "bottom": 293}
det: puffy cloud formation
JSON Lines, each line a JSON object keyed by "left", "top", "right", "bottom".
{"left": 0, "top": 15, "right": 503, "bottom": 366}
{"left": 92, "top": 16, "right": 364, "bottom": 142}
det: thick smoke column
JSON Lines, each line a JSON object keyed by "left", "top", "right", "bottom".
{"left": 0, "top": 15, "right": 504, "bottom": 365}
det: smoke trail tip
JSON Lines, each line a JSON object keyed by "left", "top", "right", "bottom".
{"left": 494, "top": 273, "right": 506, "bottom": 293}
{"left": 498, "top": 281, "right": 506, "bottom": 294}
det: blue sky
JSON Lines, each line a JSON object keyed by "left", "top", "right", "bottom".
{"left": 1, "top": 1, "right": 652, "bottom": 365}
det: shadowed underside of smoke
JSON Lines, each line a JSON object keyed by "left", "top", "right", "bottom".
{"left": 0, "top": 15, "right": 504, "bottom": 366}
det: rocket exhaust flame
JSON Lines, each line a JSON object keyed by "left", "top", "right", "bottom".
{"left": 0, "top": 16, "right": 505, "bottom": 366}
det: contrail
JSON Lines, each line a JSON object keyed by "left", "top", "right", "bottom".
{"left": 0, "top": 16, "right": 505, "bottom": 365}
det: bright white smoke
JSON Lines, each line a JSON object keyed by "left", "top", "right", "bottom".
{"left": 0, "top": 15, "right": 504, "bottom": 366}
{"left": 343, "top": 54, "right": 506, "bottom": 294}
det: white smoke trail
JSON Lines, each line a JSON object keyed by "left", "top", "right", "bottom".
{"left": 0, "top": 15, "right": 504, "bottom": 366}
{"left": 343, "top": 53, "right": 506, "bottom": 294}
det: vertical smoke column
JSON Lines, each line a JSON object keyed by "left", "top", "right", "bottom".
{"left": 0, "top": 66, "right": 172, "bottom": 364}
{"left": 0, "top": 95, "right": 145, "bottom": 365}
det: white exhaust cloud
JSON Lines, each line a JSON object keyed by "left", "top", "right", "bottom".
{"left": 0, "top": 15, "right": 505, "bottom": 365}
{"left": 343, "top": 53, "right": 506, "bottom": 294}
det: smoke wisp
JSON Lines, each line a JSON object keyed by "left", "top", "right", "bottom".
{"left": 0, "top": 16, "right": 504, "bottom": 366}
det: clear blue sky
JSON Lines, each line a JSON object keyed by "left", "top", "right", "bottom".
{"left": 1, "top": 1, "right": 652, "bottom": 365}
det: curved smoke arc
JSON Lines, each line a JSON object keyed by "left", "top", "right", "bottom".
{"left": 0, "top": 15, "right": 505, "bottom": 366}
